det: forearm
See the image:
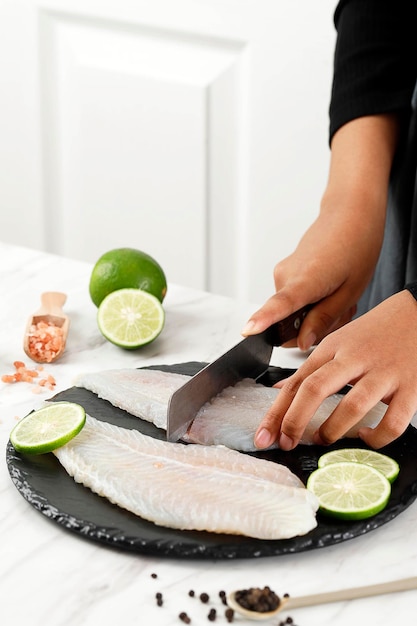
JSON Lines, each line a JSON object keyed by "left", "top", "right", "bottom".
{"left": 244, "top": 114, "right": 401, "bottom": 343}
{"left": 318, "top": 114, "right": 400, "bottom": 259}
{"left": 324, "top": 114, "right": 400, "bottom": 218}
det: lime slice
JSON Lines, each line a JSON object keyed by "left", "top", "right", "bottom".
{"left": 318, "top": 448, "right": 400, "bottom": 483}
{"left": 306, "top": 461, "right": 391, "bottom": 520}
{"left": 97, "top": 288, "right": 165, "bottom": 349}
{"left": 10, "top": 402, "right": 86, "bottom": 455}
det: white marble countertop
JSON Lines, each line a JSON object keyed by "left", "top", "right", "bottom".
{"left": 1, "top": 242, "right": 416, "bottom": 626}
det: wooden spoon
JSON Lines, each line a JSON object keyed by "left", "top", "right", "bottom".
{"left": 23, "top": 292, "right": 70, "bottom": 363}
{"left": 227, "top": 576, "right": 417, "bottom": 620}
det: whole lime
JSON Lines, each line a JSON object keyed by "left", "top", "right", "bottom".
{"left": 89, "top": 248, "right": 167, "bottom": 307}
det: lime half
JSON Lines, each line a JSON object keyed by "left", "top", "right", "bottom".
{"left": 10, "top": 402, "right": 86, "bottom": 455}
{"left": 318, "top": 448, "right": 400, "bottom": 484}
{"left": 307, "top": 461, "right": 391, "bottom": 521}
{"left": 97, "top": 288, "right": 165, "bottom": 349}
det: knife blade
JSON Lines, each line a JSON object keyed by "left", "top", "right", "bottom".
{"left": 167, "top": 305, "right": 310, "bottom": 442}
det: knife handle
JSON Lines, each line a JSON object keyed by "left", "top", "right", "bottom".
{"left": 265, "top": 305, "right": 312, "bottom": 346}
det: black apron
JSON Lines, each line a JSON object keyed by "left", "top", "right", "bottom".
{"left": 357, "top": 83, "right": 417, "bottom": 316}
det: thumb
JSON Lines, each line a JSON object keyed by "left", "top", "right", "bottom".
{"left": 241, "top": 291, "right": 309, "bottom": 336}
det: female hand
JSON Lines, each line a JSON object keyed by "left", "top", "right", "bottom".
{"left": 242, "top": 115, "right": 399, "bottom": 350}
{"left": 242, "top": 202, "right": 382, "bottom": 350}
{"left": 254, "top": 290, "right": 417, "bottom": 451}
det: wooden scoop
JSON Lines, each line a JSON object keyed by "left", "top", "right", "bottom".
{"left": 23, "top": 292, "right": 70, "bottom": 363}
{"left": 227, "top": 576, "right": 417, "bottom": 620}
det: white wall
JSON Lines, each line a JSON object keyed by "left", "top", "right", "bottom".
{"left": 0, "top": 0, "right": 338, "bottom": 304}
{"left": 243, "top": 2, "right": 337, "bottom": 303}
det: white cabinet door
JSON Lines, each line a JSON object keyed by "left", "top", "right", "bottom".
{"left": 0, "top": 0, "right": 336, "bottom": 302}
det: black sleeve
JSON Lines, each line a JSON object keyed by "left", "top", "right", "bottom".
{"left": 329, "top": 0, "right": 417, "bottom": 142}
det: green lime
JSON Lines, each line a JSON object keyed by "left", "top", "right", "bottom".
{"left": 306, "top": 461, "right": 391, "bottom": 521}
{"left": 97, "top": 288, "right": 165, "bottom": 349}
{"left": 318, "top": 448, "right": 400, "bottom": 484}
{"left": 89, "top": 247, "right": 167, "bottom": 307}
{"left": 10, "top": 402, "right": 86, "bottom": 455}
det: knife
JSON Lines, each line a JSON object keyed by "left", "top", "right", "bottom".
{"left": 167, "top": 305, "right": 311, "bottom": 442}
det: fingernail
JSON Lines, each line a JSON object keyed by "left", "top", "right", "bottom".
{"left": 241, "top": 319, "right": 257, "bottom": 336}
{"left": 301, "top": 332, "right": 317, "bottom": 351}
{"left": 255, "top": 427, "right": 273, "bottom": 449}
{"left": 279, "top": 432, "right": 295, "bottom": 451}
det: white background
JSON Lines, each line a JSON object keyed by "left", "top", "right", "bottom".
{"left": 0, "top": 0, "right": 337, "bottom": 303}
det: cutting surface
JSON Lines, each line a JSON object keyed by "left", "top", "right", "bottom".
{"left": 6, "top": 362, "right": 417, "bottom": 559}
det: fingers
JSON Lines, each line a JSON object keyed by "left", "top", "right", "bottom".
{"left": 254, "top": 376, "right": 298, "bottom": 449}
{"left": 254, "top": 333, "right": 395, "bottom": 451}
{"left": 242, "top": 289, "right": 357, "bottom": 360}
{"left": 358, "top": 395, "right": 416, "bottom": 448}
{"left": 254, "top": 346, "right": 353, "bottom": 450}
{"left": 256, "top": 362, "right": 416, "bottom": 452}
{"left": 254, "top": 291, "right": 417, "bottom": 452}
{"left": 296, "top": 300, "right": 357, "bottom": 351}
{"left": 326, "top": 304, "right": 358, "bottom": 334}
{"left": 312, "top": 375, "right": 391, "bottom": 446}
{"left": 269, "top": 358, "right": 360, "bottom": 450}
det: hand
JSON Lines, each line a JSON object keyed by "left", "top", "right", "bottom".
{"left": 242, "top": 204, "right": 379, "bottom": 349}
{"left": 254, "top": 290, "right": 417, "bottom": 450}
{"left": 242, "top": 115, "right": 400, "bottom": 350}
{"left": 244, "top": 115, "right": 403, "bottom": 449}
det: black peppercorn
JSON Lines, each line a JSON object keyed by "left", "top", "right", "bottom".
{"left": 207, "top": 607, "right": 216, "bottom": 621}
{"left": 179, "top": 611, "right": 191, "bottom": 624}
{"left": 234, "top": 586, "right": 280, "bottom": 613}
{"left": 200, "top": 592, "right": 210, "bottom": 603}
{"left": 218, "top": 590, "right": 227, "bottom": 605}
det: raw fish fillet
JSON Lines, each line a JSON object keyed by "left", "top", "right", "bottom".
{"left": 54, "top": 416, "right": 318, "bottom": 539}
{"left": 75, "top": 368, "right": 387, "bottom": 452}
{"left": 185, "top": 379, "right": 388, "bottom": 451}
{"left": 184, "top": 380, "right": 280, "bottom": 451}
{"left": 75, "top": 369, "right": 190, "bottom": 429}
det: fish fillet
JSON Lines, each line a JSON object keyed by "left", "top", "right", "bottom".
{"left": 75, "top": 368, "right": 387, "bottom": 451}
{"left": 54, "top": 416, "right": 318, "bottom": 539}
{"left": 75, "top": 368, "right": 190, "bottom": 429}
{"left": 185, "top": 379, "right": 388, "bottom": 451}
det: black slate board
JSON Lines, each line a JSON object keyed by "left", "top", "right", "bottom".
{"left": 6, "top": 362, "right": 417, "bottom": 560}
